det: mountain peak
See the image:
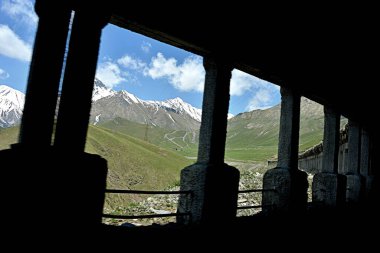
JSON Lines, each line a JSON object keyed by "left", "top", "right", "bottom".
{"left": 119, "top": 90, "right": 140, "bottom": 104}
{"left": 156, "top": 97, "right": 202, "bottom": 122}
{"left": 92, "top": 79, "right": 115, "bottom": 101}
{"left": 0, "top": 85, "right": 24, "bottom": 106}
{"left": 94, "top": 78, "right": 107, "bottom": 88}
{"left": 167, "top": 97, "right": 184, "bottom": 103}
{"left": 0, "top": 85, "right": 25, "bottom": 127}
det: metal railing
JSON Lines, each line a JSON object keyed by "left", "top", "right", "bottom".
{"left": 236, "top": 188, "right": 275, "bottom": 210}
{"left": 102, "top": 189, "right": 192, "bottom": 220}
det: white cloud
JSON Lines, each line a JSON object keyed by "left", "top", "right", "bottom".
{"left": 230, "top": 69, "right": 279, "bottom": 111}
{"left": 246, "top": 88, "right": 274, "bottom": 111}
{"left": 0, "top": 24, "right": 32, "bottom": 61}
{"left": 117, "top": 55, "right": 146, "bottom": 71}
{"left": 141, "top": 41, "right": 152, "bottom": 53}
{"left": 145, "top": 53, "right": 205, "bottom": 92}
{"left": 0, "top": 68, "right": 10, "bottom": 79}
{"left": 96, "top": 61, "right": 127, "bottom": 88}
{"left": 146, "top": 53, "right": 178, "bottom": 78}
{"left": 1, "top": 0, "right": 38, "bottom": 26}
{"left": 231, "top": 70, "right": 265, "bottom": 96}
{"left": 231, "top": 70, "right": 254, "bottom": 96}
{"left": 172, "top": 56, "right": 204, "bottom": 92}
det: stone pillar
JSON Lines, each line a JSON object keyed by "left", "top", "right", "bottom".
{"left": 19, "top": 0, "right": 71, "bottom": 147}
{"left": 344, "top": 120, "right": 362, "bottom": 204}
{"left": 54, "top": 9, "right": 109, "bottom": 152}
{"left": 312, "top": 107, "right": 346, "bottom": 207}
{"left": 177, "top": 57, "right": 239, "bottom": 225}
{"left": 51, "top": 9, "right": 110, "bottom": 228}
{"left": 1, "top": 2, "right": 108, "bottom": 236}
{"left": 338, "top": 146, "right": 344, "bottom": 174}
{"left": 262, "top": 87, "right": 308, "bottom": 212}
{"left": 360, "top": 128, "right": 373, "bottom": 200}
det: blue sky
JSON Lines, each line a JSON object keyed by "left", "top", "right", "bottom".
{"left": 0, "top": 0, "right": 280, "bottom": 115}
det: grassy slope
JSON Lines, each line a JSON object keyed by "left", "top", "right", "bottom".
{"left": 0, "top": 126, "right": 192, "bottom": 209}
{"left": 225, "top": 99, "right": 336, "bottom": 162}
{"left": 225, "top": 105, "right": 281, "bottom": 161}
{"left": 100, "top": 117, "right": 198, "bottom": 157}
{"left": 87, "top": 126, "right": 192, "bottom": 208}
{"left": 0, "top": 126, "right": 19, "bottom": 150}
{"left": 100, "top": 100, "right": 329, "bottom": 162}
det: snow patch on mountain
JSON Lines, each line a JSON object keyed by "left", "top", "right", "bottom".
{"left": 0, "top": 85, "right": 25, "bottom": 127}
{"left": 148, "top": 97, "right": 202, "bottom": 122}
{"left": 92, "top": 78, "right": 115, "bottom": 101}
{"left": 120, "top": 90, "right": 141, "bottom": 104}
{"left": 94, "top": 114, "right": 101, "bottom": 125}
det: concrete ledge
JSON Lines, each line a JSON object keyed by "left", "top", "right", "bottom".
{"left": 0, "top": 146, "right": 108, "bottom": 234}
{"left": 177, "top": 163, "right": 239, "bottom": 225}
{"left": 312, "top": 173, "right": 346, "bottom": 207}
{"left": 262, "top": 167, "right": 308, "bottom": 213}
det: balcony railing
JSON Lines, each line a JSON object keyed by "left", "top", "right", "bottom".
{"left": 236, "top": 188, "right": 275, "bottom": 210}
{"left": 102, "top": 189, "right": 192, "bottom": 220}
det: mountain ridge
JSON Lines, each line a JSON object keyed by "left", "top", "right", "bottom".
{"left": 0, "top": 79, "right": 206, "bottom": 130}
{"left": 0, "top": 85, "right": 24, "bottom": 128}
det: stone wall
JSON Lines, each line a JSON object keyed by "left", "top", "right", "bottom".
{"left": 268, "top": 124, "right": 349, "bottom": 174}
{"left": 298, "top": 124, "right": 348, "bottom": 174}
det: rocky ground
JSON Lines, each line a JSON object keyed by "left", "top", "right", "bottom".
{"left": 102, "top": 162, "right": 313, "bottom": 227}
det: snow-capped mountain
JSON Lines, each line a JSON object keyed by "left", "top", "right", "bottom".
{"left": 90, "top": 78, "right": 205, "bottom": 131}
{"left": 148, "top": 97, "right": 202, "bottom": 122}
{"left": 92, "top": 78, "right": 115, "bottom": 101}
{"left": 0, "top": 79, "right": 233, "bottom": 130}
{"left": 0, "top": 85, "right": 25, "bottom": 128}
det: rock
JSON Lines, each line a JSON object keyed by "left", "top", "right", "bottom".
{"left": 149, "top": 208, "right": 171, "bottom": 214}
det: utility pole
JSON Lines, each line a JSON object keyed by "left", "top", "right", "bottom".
{"left": 144, "top": 122, "right": 149, "bottom": 142}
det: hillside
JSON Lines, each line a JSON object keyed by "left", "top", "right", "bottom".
{"left": 0, "top": 126, "right": 19, "bottom": 150}
{"left": 225, "top": 97, "right": 331, "bottom": 161}
{"left": 0, "top": 126, "right": 192, "bottom": 209}
{"left": 99, "top": 117, "right": 199, "bottom": 157}
{"left": 0, "top": 80, "right": 339, "bottom": 164}
{"left": 98, "top": 98, "right": 332, "bottom": 162}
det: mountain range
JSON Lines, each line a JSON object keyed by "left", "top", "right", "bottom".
{"left": 91, "top": 79, "right": 202, "bottom": 131}
{"left": 0, "top": 79, "right": 204, "bottom": 131}
{"left": 0, "top": 79, "right": 332, "bottom": 161}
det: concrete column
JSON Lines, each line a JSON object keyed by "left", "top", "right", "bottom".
{"left": 2, "top": 2, "right": 108, "bottom": 235}
{"left": 54, "top": 9, "right": 109, "bottom": 152}
{"left": 360, "top": 129, "right": 373, "bottom": 200}
{"left": 360, "top": 129, "right": 370, "bottom": 176}
{"left": 312, "top": 107, "right": 346, "bottom": 207}
{"left": 19, "top": 0, "right": 71, "bottom": 147}
{"left": 338, "top": 146, "right": 344, "bottom": 174}
{"left": 178, "top": 57, "right": 239, "bottom": 225}
{"left": 262, "top": 87, "right": 308, "bottom": 212}
{"left": 277, "top": 88, "right": 300, "bottom": 169}
{"left": 339, "top": 144, "right": 349, "bottom": 174}
{"left": 345, "top": 120, "right": 362, "bottom": 203}
{"left": 52, "top": 8, "right": 110, "bottom": 228}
